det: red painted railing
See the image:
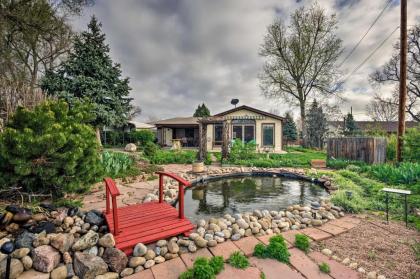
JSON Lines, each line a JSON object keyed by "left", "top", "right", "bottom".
{"left": 156, "top": 171, "right": 191, "bottom": 219}
{"left": 104, "top": 177, "right": 121, "bottom": 235}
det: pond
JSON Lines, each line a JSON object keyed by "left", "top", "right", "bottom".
{"left": 182, "top": 175, "right": 328, "bottom": 222}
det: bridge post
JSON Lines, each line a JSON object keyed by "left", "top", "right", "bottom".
{"left": 178, "top": 182, "right": 184, "bottom": 219}
{"left": 159, "top": 174, "right": 164, "bottom": 203}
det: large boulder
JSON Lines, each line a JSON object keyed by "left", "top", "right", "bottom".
{"left": 102, "top": 247, "right": 128, "bottom": 273}
{"left": 73, "top": 252, "right": 108, "bottom": 279}
{"left": 32, "top": 245, "right": 60, "bottom": 273}
{"left": 125, "top": 143, "right": 137, "bottom": 152}
{"left": 50, "top": 233, "right": 74, "bottom": 253}
{"left": 72, "top": 230, "right": 98, "bottom": 251}
{"left": 0, "top": 258, "right": 24, "bottom": 279}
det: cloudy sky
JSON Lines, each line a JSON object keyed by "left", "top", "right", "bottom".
{"left": 70, "top": 0, "right": 420, "bottom": 122}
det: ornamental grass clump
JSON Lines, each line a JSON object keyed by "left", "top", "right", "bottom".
{"left": 228, "top": 251, "right": 249, "bottom": 269}
{"left": 253, "top": 235, "right": 290, "bottom": 263}
{"left": 0, "top": 100, "right": 102, "bottom": 197}
{"left": 295, "top": 234, "right": 310, "bottom": 253}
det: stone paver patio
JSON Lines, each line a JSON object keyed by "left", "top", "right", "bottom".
{"left": 126, "top": 216, "right": 362, "bottom": 279}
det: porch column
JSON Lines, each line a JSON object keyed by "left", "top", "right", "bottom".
{"left": 222, "top": 120, "right": 230, "bottom": 160}
{"left": 198, "top": 122, "right": 207, "bottom": 161}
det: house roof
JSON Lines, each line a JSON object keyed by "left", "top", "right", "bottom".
{"left": 214, "top": 105, "right": 285, "bottom": 121}
{"left": 152, "top": 117, "right": 199, "bottom": 127}
{"left": 328, "top": 121, "right": 419, "bottom": 132}
{"left": 128, "top": 121, "right": 156, "bottom": 129}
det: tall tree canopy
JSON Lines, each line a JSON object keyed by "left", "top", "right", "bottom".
{"left": 193, "top": 103, "right": 211, "bottom": 117}
{"left": 0, "top": 0, "right": 91, "bottom": 123}
{"left": 41, "top": 16, "right": 133, "bottom": 143}
{"left": 282, "top": 112, "right": 297, "bottom": 145}
{"left": 371, "top": 24, "right": 420, "bottom": 122}
{"left": 306, "top": 100, "right": 328, "bottom": 149}
{"left": 259, "top": 3, "right": 342, "bottom": 143}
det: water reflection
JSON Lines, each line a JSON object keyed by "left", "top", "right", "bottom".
{"left": 182, "top": 176, "right": 328, "bottom": 222}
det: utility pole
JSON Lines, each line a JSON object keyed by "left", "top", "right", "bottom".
{"left": 397, "top": 0, "right": 407, "bottom": 162}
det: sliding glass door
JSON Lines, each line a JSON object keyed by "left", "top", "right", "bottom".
{"left": 232, "top": 120, "right": 255, "bottom": 143}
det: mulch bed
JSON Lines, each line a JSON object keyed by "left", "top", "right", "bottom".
{"left": 313, "top": 214, "right": 420, "bottom": 279}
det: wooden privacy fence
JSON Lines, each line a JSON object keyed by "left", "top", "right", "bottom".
{"left": 327, "top": 137, "right": 386, "bottom": 164}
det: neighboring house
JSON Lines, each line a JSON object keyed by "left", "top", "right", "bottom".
{"left": 128, "top": 121, "right": 156, "bottom": 131}
{"left": 328, "top": 121, "right": 418, "bottom": 136}
{"left": 153, "top": 105, "right": 284, "bottom": 153}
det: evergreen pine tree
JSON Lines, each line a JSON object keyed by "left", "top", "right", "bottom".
{"left": 282, "top": 112, "right": 297, "bottom": 145}
{"left": 343, "top": 113, "right": 358, "bottom": 136}
{"left": 193, "top": 103, "right": 211, "bottom": 117}
{"left": 306, "top": 100, "right": 328, "bottom": 149}
{"left": 41, "top": 16, "right": 133, "bottom": 144}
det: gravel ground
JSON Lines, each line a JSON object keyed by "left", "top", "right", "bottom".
{"left": 313, "top": 214, "right": 420, "bottom": 279}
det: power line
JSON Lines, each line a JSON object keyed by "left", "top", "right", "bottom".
{"left": 338, "top": 0, "right": 393, "bottom": 68}
{"left": 342, "top": 26, "right": 399, "bottom": 84}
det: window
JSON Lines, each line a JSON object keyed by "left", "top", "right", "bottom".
{"left": 232, "top": 125, "right": 243, "bottom": 141}
{"left": 244, "top": 125, "right": 255, "bottom": 143}
{"left": 214, "top": 124, "right": 223, "bottom": 146}
{"left": 262, "top": 124, "right": 274, "bottom": 146}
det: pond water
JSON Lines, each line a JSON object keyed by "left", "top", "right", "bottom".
{"left": 182, "top": 175, "right": 328, "bottom": 222}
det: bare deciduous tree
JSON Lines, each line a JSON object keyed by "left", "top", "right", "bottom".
{"left": 366, "top": 93, "right": 398, "bottom": 122}
{"left": 259, "top": 3, "right": 343, "bottom": 143}
{"left": 371, "top": 24, "right": 420, "bottom": 122}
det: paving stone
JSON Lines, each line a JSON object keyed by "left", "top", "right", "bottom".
{"left": 217, "top": 264, "right": 261, "bottom": 279}
{"left": 209, "top": 240, "right": 241, "bottom": 260}
{"left": 151, "top": 257, "right": 187, "bottom": 279}
{"left": 289, "top": 248, "right": 331, "bottom": 279}
{"left": 249, "top": 257, "right": 305, "bottom": 279}
{"left": 308, "top": 251, "right": 361, "bottom": 279}
{"left": 256, "top": 234, "right": 292, "bottom": 248}
{"left": 233, "top": 236, "right": 261, "bottom": 256}
{"left": 300, "top": 227, "right": 333, "bottom": 241}
{"left": 180, "top": 248, "right": 213, "bottom": 268}
{"left": 281, "top": 230, "right": 303, "bottom": 245}
{"left": 327, "top": 219, "right": 357, "bottom": 230}
{"left": 124, "top": 268, "right": 154, "bottom": 279}
{"left": 317, "top": 223, "right": 347, "bottom": 236}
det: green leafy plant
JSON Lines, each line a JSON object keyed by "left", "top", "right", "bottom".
{"left": 101, "top": 151, "right": 137, "bottom": 178}
{"left": 319, "top": 262, "right": 330, "bottom": 273}
{"left": 253, "top": 243, "right": 268, "bottom": 258}
{"left": 179, "top": 256, "right": 224, "bottom": 279}
{"left": 295, "top": 234, "right": 310, "bottom": 253}
{"left": 179, "top": 269, "right": 194, "bottom": 279}
{"left": 411, "top": 241, "right": 420, "bottom": 262}
{"left": 229, "top": 139, "right": 257, "bottom": 161}
{"left": 209, "top": 256, "right": 224, "bottom": 274}
{"left": 228, "top": 251, "right": 249, "bottom": 269}
{"left": 403, "top": 127, "right": 420, "bottom": 162}
{"left": 0, "top": 100, "right": 102, "bottom": 197}
{"left": 260, "top": 272, "right": 266, "bottom": 279}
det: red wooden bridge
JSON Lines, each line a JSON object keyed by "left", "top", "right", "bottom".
{"left": 103, "top": 171, "right": 194, "bottom": 255}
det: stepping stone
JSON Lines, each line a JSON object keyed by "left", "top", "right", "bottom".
{"left": 300, "top": 227, "right": 333, "bottom": 241}
{"left": 125, "top": 269, "right": 154, "bottom": 279}
{"left": 233, "top": 236, "right": 261, "bottom": 256}
{"left": 217, "top": 264, "right": 261, "bottom": 279}
{"left": 317, "top": 223, "right": 347, "bottom": 236}
{"left": 281, "top": 230, "right": 302, "bottom": 245}
{"left": 289, "top": 248, "right": 331, "bottom": 279}
{"left": 151, "top": 257, "right": 187, "bottom": 279}
{"left": 328, "top": 219, "right": 357, "bottom": 230}
{"left": 209, "top": 240, "right": 241, "bottom": 260}
{"left": 256, "top": 234, "right": 293, "bottom": 248}
{"left": 180, "top": 248, "right": 213, "bottom": 268}
{"left": 249, "top": 257, "right": 305, "bottom": 279}
{"left": 308, "top": 251, "right": 361, "bottom": 279}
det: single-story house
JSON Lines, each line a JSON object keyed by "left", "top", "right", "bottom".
{"left": 153, "top": 105, "right": 284, "bottom": 153}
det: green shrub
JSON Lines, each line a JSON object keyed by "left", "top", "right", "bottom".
{"left": 179, "top": 269, "right": 194, "bottom": 279}
{"left": 404, "top": 127, "right": 420, "bottom": 162}
{"left": 143, "top": 142, "right": 159, "bottom": 157}
{"left": 228, "top": 251, "right": 249, "bottom": 269}
{"left": 101, "top": 151, "right": 138, "bottom": 178}
{"left": 319, "top": 262, "right": 330, "bottom": 273}
{"left": 295, "top": 234, "right": 310, "bottom": 253}
{"left": 209, "top": 256, "right": 224, "bottom": 274}
{"left": 366, "top": 162, "right": 420, "bottom": 186}
{"left": 0, "top": 100, "right": 102, "bottom": 197}
{"left": 253, "top": 235, "right": 290, "bottom": 263}
{"left": 130, "top": 130, "right": 155, "bottom": 145}
{"left": 326, "top": 159, "right": 366, "bottom": 170}
{"left": 386, "top": 134, "right": 397, "bottom": 162}
{"left": 229, "top": 139, "right": 257, "bottom": 161}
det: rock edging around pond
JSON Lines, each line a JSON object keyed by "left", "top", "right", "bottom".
{"left": 0, "top": 197, "right": 345, "bottom": 278}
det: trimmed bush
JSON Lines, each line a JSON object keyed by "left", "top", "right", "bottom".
{"left": 228, "top": 251, "right": 249, "bottom": 269}
{"left": 295, "top": 234, "right": 310, "bottom": 253}
{"left": 130, "top": 130, "right": 155, "bottom": 145}
{"left": 0, "top": 101, "right": 102, "bottom": 197}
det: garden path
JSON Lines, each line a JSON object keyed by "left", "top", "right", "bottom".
{"left": 125, "top": 215, "right": 362, "bottom": 279}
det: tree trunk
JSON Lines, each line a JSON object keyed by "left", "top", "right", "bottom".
{"left": 95, "top": 127, "right": 102, "bottom": 147}
{"left": 299, "top": 102, "right": 306, "bottom": 147}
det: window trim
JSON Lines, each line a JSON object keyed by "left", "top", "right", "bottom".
{"left": 261, "top": 123, "right": 275, "bottom": 147}
{"left": 231, "top": 123, "right": 256, "bottom": 143}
